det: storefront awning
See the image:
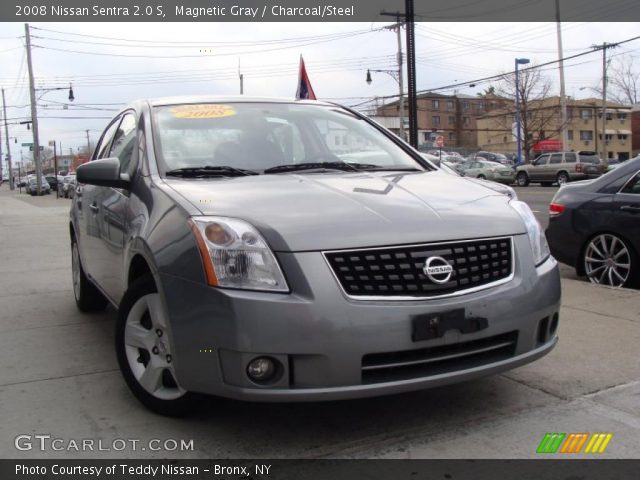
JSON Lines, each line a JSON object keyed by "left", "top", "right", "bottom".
{"left": 532, "top": 139, "right": 562, "bottom": 152}
{"left": 618, "top": 129, "right": 631, "bottom": 135}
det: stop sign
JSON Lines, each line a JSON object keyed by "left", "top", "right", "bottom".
{"left": 435, "top": 135, "right": 445, "bottom": 147}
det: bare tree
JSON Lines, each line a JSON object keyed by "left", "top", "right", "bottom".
{"left": 494, "top": 66, "right": 566, "bottom": 161}
{"left": 607, "top": 55, "right": 639, "bottom": 105}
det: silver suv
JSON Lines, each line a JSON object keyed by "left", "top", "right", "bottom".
{"left": 71, "top": 97, "right": 560, "bottom": 415}
{"left": 515, "top": 151, "right": 603, "bottom": 186}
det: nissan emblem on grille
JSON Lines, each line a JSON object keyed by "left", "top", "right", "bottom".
{"left": 423, "top": 256, "right": 454, "bottom": 284}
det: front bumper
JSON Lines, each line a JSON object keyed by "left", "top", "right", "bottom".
{"left": 160, "top": 235, "right": 561, "bottom": 401}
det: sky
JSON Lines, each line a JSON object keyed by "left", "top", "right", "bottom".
{"left": 0, "top": 21, "right": 638, "bottom": 164}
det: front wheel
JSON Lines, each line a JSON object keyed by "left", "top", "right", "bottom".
{"left": 516, "top": 172, "right": 530, "bottom": 186}
{"left": 556, "top": 172, "right": 569, "bottom": 185}
{"left": 583, "top": 233, "right": 637, "bottom": 288}
{"left": 116, "top": 275, "right": 200, "bottom": 416}
{"left": 477, "top": 174, "right": 486, "bottom": 180}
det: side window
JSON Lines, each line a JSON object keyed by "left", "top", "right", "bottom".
{"left": 621, "top": 173, "right": 640, "bottom": 195}
{"left": 535, "top": 155, "right": 549, "bottom": 166}
{"left": 108, "top": 113, "right": 137, "bottom": 173}
{"left": 95, "top": 117, "right": 123, "bottom": 160}
{"left": 549, "top": 154, "right": 562, "bottom": 164}
{"left": 564, "top": 153, "right": 577, "bottom": 163}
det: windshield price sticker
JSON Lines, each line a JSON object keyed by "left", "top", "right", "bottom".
{"left": 170, "top": 104, "right": 236, "bottom": 119}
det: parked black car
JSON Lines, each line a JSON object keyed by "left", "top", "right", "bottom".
{"left": 546, "top": 155, "right": 640, "bottom": 288}
{"left": 45, "top": 176, "right": 59, "bottom": 192}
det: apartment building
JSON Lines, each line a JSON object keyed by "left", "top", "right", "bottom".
{"left": 476, "top": 97, "right": 633, "bottom": 160}
{"left": 375, "top": 92, "right": 507, "bottom": 149}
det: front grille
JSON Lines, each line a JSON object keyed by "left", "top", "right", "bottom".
{"left": 362, "top": 331, "right": 518, "bottom": 384}
{"left": 324, "top": 237, "right": 513, "bottom": 298}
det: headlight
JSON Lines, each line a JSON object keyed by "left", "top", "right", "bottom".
{"left": 189, "top": 216, "right": 289, "bottom": 292}
{"left": 510, "top": 201, "right": 550, "bottom": 266}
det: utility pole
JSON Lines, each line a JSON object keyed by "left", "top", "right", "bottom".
{"left": 25, "top": 23, "right": 43, "bottom": 195}
{"left": 85, "top": 129, "right": 91, "bottom": 156}
{"left": 238, "top": 59, "right": 244, "bottom": 95}
{"left": 391, "top": 19, "right": 405, "bottom": 141}
{"left": 0, "top": 94, "right": 3, "bottom": 185}
{"left": 591, "top": 42, "right": 618, "bottom": 161}
{"left": 404, "top": 0, "right": 417, "bottom": 148}
{"left": 380, "top": 2, "right": 416, "bottom": 147}
{"left": 2, "top": 88, "right": 13, "bottom": 190}
{"left": 555, "top": 0, "right": 568, "bottom": 151}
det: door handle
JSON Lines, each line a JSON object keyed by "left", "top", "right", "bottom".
{"left": 89, "top": 203, "right": 99, "bottom": 213}
{"left": 620, "top": 205, "right": 640, "bottom": 213}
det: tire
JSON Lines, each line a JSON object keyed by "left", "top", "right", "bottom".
{"left": 116, "top": 275, "right": 200, "bottom": 416}
{"left": 477, "top": 174, "right": 486, "bottom": 180}
{"left": 516, "top": 172, "right": 530, "bottom": 187}
{"left": 71, "top": 238, "right": 108, "bottom": 312}
{"left": 583, "top": 233, "right": 638, "bottom": 288}
{"left": 556, "top": 171, "right": 569, "bottom": 185}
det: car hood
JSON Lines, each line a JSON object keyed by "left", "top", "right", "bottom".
{"left": 165, "top": 170, "right": 526, "bottom": 252}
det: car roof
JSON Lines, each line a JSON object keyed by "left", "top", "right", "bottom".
{"left": 145, "top": 96, "right": 336, "bottom": 108}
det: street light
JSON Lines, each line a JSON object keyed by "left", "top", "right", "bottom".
{"left": 367, "top": 68, "right": 405, "bottom": 140}
{"left": 515, "top": 58, "right": 530, "bottom": 165}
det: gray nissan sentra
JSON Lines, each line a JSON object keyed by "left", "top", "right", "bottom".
{"left": 71, "top": 97, "right": 560, "bottom": 415}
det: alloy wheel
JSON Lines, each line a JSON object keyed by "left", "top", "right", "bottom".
{"left": 123, "top": 293, "right": 185, "bottom": 400}
{"left": 584, "top": 234, "right": 631, "bottom": 287}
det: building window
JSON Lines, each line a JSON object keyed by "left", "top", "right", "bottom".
{"left": 432, "top": 100, "right": 440, "bottom": 109}
{"left": 618, "top": 134, "right": 628, "bottom": 141}
{"left": 599, "top": 133, "right": 613, "bottom": 141}
{"left": 448, "top": 132, "right": 454, "bottom": 141}
{"left": 617, "top": 112, "right": 628, "bottom": 120}
{"left": 448, "top": 116, "right": 455, "bottom": 125}
{"left": 503, "top": 136, "right": 507, "bottom": 143}
{"left": 432, "top": 115, "right": 441, "bottom": 126}
{"left": 567, "top": 130, "right": 573, "bottom": 140}
{"left": 580, "top": 109, "right": 592, "bottom": 119}
{"left": 447, "top": 100, "right": 454, "bottom": 110}
{"left": 463, "top": 101, "right": 470, "bottom": 110}
{"left": 463, "top": 116, "right": 470, "bottom": 126}
{"left": 477, "top": 102, "right": 485, "bottom": 111}
{"left": 580, "top": 130, "right": 593, "bottom": 141}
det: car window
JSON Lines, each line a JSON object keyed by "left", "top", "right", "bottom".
{"left": 620, "top": 172, "right": 640, "bottom": 194}
{"left": 549, "top": 154, "right": 562, "bottom": 164}
{"left": 108, "top": 112, "right": 137, "bottom": 174}
{"left": 579, "top": 154, "right": 599, "bottom": 165}
{"left": 95, "top": 117, "right": 123, "bottom": 160}
{"left": 564, "top": 153, "right": 577, "bottom": 163}
{"left": 535, "top": 156, "right": 549, "bottom": 166}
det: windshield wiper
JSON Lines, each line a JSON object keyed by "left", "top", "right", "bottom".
{"left": 165, "top": 166, "right": 258, "bottom": 177}
{"left": 263, "top": 162, "right": 391, "bottom": 174}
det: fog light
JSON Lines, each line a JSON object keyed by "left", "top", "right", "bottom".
{"left": 247, "top": 357, "right": 276, "bottom": 382}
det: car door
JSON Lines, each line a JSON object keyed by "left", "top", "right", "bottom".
{"left": 611, "top": 170, "right": 640, "bottom": 248}
{"left": 547, "top": 153, "right": 563, "bottom": 181}
{"left": 529, "top": 155, "right": 548, "bottom": 182}
{"left": 91, "top": 112, "right": 138, "bottom": 303}
{"left": 78, "top": 115, "right": 123, "bottom": 286}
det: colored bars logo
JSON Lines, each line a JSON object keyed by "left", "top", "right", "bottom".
{"left": 537, "top": 433, "right": 613, "bottom": 454}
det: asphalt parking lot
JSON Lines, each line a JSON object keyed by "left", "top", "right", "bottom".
{"left": 0, "top": 185, "right": 638, "bottom": 459}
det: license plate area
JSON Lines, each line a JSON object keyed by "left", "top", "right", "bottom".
{"left": 412, "top": 309, "right": 488, "bottom": 342}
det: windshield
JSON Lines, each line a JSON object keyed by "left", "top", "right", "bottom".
{"left": 153, "top": 102, "right": 426, "bottom": 174}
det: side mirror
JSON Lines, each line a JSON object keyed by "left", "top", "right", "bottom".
{"left": 76, "top": 157, "right": 130, "bottom": 188}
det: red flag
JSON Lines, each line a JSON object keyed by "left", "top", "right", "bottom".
{"left": 295, "top": 56, "right": 316, "bottom": 100}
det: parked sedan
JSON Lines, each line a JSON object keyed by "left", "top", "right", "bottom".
{"left": 457, "top": 160, "right": 515, "bottom": 184}
{"left": 61, "top": 175, "right": 77, "bottom": 198}
{"left": 26, "top": 177, "right": 51, "bottom": 195}
{"left": 546, "top": 155, "right": 640, "bottom": 288}
{"left": 71, "top": 96, "right": 559, "bottom": 415}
